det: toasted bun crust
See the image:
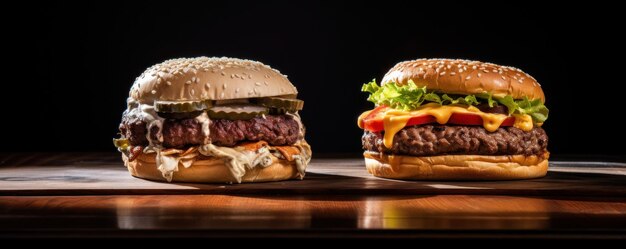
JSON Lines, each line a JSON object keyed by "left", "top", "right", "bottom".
{"left": 381, "top": 59, "right": 545, "bottom": 102}
{"left": 124, "top": 153, "right": 302, "bottom": 183}
{"left": 130, "top": 57, "right": 298, "bottom": 104}
{"left": 364, "top": 151, "right": 549, "bottom": 180}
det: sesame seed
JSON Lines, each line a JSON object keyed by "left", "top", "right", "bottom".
{"left": 466, "top": 76, "right": 471, "bottom": 80}
{"left": 501, "top": 76, "right": 506, "bottom": 80}
{"left": 483, "top": 69, "right": 489, "bottom": 73}
{"left": 222, "top": 83, "right": 227, "bottom": 89}
{"left": 436, "top": 68, "right": 441, "bottom": 73}
{"left": 477, "top": 73, "right": 482, "bottom": 78}
{"left": 458, "top": 69, "right": 463, "bottom": 73}
{"left": 191, "top": 89, "right": 195, "bottom": 95}
{"left": 236, "top": 88, "right": 240, "bottom": 93}
{"left": 186, "top": 81, "right": 191, "bottom": 85}
{"left": 248, "top": 75, "right": 252, "bottom": 79}
{"left": 447, "top": 65, "right": 452, "bottom": 69}
{"left": 439, "top": 72, "right": 446, "bottom": 76}
{"left": 166, "top": 81, "right": 172, "bottom": 86}
{"left": 264, "top": 81, "right": 269, "bottom": 86}
{"left": 151, "top": 90, "right": 157, "bottom": 94}
{"left": 230, "top": 74, "right": 235, "bottom": 79}
{"left": 220, "top": 72, "right": 226, "bottom": 76}
{"left": 472, "top": 65, "right": 477, "bottom": 70}
{"left": 450, "top": 72, "right": 456, "bottom": 75}
{"left": 492, "top": 69, "right": 498, "bottom": 73}
{"left": 205, "top": 83, "right": 211, "bottom": 88}
{"left": 220, "top": 92, "right": 225, "bottom": 98}
{"left": 255, "top": 82, "right": 262, "bottom": 86}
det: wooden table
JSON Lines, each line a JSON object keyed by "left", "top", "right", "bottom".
{"left": 1, "top": 153, "right": 626, "bottom": 239}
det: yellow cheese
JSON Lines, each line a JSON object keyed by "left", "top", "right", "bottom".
{"left": 513, "top": 114, "right": 534, "bottom": 131}
{"left": 357, "top": 110, "right": 372, "bottom": 129}
{"left": 358, "top": 103, "right": 534, "bottom": 148}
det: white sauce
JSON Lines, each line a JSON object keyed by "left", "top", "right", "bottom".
{"left": 155, "top": 150, "right": 198, "bottom": 182}
{"left": 195, "top": 112, "right": 211, "bottom": 145}
{"left": 198, "top": 144, "right": 276, "bottom": 183}
{"left": 292, "top": 141, "right": 313, "bottom": 179}
{"left": 287, "top": 112, "right": 306, "bottom": 140}
{"left": 125, "top": 98, "right": 165, "bottom": 152}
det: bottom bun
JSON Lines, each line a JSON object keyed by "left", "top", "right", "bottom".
{"left": 124, "top": 153, "right": 301, "bottom": 183}
{"left": 364, "top": 151, "right": 549, "bottom": 180}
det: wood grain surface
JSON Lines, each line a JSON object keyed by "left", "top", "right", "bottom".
{"left": 1, "top": 194, "right": 625, "bottom": 238}
{"left": 1, "top": 153, "right": 626, "bottom": 239}
{"left": 1, "top": 153, "right": 626, "bottom": 196}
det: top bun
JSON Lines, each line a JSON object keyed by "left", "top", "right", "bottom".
{"left": 381, "top": 59, "right": 545, "bottom": 102}
{"left": 130, "top": 57, "right": 298, "bottom": 104}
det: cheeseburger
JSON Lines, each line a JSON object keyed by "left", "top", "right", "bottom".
{"left": 114, "top": 57, "right": 311, "bottom": 183}
{"left": 358, "top": 59, "right": 549, "bottom": 180}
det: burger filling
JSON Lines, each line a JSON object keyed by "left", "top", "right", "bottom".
{"left": 114, "top": 98, "right": 311, "bottom": 183}
{"left": 359, "top": 79, "right": 549, "bottom": 157}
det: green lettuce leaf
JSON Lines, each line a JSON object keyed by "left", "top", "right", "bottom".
{"left": 361, "top": 79, "right": 549, "bottom": 123}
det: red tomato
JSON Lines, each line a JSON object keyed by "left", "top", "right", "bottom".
{"left": 361, "top": 105, "right": 388, "bottom": 131}
{"left": 361, "top": 107, "right": 515, "bottom": 132}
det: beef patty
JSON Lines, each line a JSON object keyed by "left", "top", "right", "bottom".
{"left": 362, "top": 125, "right": 547, "bottom": 157}
{"left": 119, "top": 115, "right": 299, "bottom": 148}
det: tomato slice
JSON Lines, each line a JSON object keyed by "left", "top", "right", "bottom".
{"left": 361, "top": 105, "right": 388, "bottom": 131}
{"left": 405, "top": 115, "right": 436, "bottom": 127}
{"left": 362, "top": 109, "right": 515, "bottom": 132}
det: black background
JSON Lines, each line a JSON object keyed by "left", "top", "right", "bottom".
{"left": 3, "top": 1, "right": 624, "bottom": 159}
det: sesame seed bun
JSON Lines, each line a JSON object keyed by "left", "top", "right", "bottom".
{"left": 382, "top": 59, "right": 545, "bottom": 102}
{"left": 364, "top": 151, "right": 549, "bottom": 180}
{"left": 131, "top": 57, "right": 298, "bottom": 104}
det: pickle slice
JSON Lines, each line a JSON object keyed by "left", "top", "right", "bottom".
{"left": 268, "top": 108, "right": 286, "bottom": 115}
{"left": 207, "top": 104, "right": 268, "bottom": 120}
{"left": 155, "top": 100, "right": 212, "bottom": 119}
{"left": 157, "top": 110, "right": 203, "bottom": 119}
{"left": 113, "top": 138, "right": 129, "bottom": 151}
{"left": 253, "top": 97, "right": 304, "bottom": 113}
{"left": 154, "top": 100, "right": 213, "bottom": 113}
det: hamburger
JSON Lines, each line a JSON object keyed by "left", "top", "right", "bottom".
{"left": 113, "top": 57, "right": 311, "bottom": 183}
{"left": 358, "top": 59, "right": 549, "bottom": 180}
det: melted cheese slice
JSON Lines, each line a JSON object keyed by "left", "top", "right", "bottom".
{"left": 358, "top": 103, "right": 534, "bottom": 148}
